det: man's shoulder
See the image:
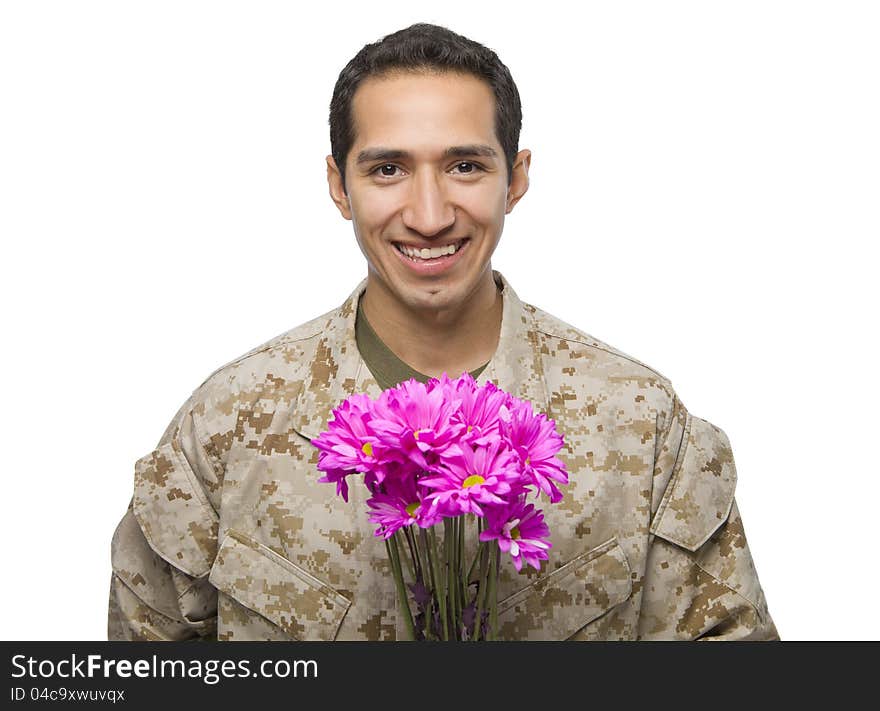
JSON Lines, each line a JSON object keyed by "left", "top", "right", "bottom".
{"left": 189, "top": 308, "right": 335, "bottom": 405}
{"left": 524, "top": 302, "right": 681, "bottom": 448}
{"left": 526, "top": 302, "right": 674, "bottom": 390}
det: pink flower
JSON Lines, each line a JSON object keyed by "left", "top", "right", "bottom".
{"left": 312, "top": 393, "right": 380, "bottom": 471}
{"left": 366, "top": 474, "right": 440, "bottom": 539}
{"left": 450, "top": 373, "right": 508, "bottom": 447}
{"left": 420, "top": 440, "right": 519, "bottom": 517}
{"left": 363, "top": 457, "right": 421, "bottom": 494}
{"left": 501, "top": 398, "right": 569, "bottom": 503}
{"left": 369, "top": 378, "right": 465, "bottom": 471}
{"left": 480, "top": 499, "right": 552, "bottom": 572}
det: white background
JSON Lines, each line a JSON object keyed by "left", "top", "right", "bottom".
{"left": 1, "top": 1, "right": 877, "bottom": 641}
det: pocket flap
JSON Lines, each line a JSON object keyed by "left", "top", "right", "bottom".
{"left": 649, "top": 414, "right": 737, "bottom": 552}
{"left": 132, "top": 440, "right": 219, "bottom": 578}
{"left": 497, "top": 537, "right": 633, "bottom": 641}
{"left": 209, "top": 530, "right": 352, "bottom": 641}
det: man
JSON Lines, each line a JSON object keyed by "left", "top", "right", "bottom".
{"left": 108, "top": 23, "right": 778, "bottom": 641}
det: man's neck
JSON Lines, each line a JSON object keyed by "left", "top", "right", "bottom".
{"left": 359, "top": 270, "right": 503, "bottom": 379}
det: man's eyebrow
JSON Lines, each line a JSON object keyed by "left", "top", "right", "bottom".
{"left": 444, "top": 144, "right": 498, "bottom": 159}
{"left": 355, "top": 144, "right": 498, "bottom": 165}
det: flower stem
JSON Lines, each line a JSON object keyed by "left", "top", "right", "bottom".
{"left": 456, "top": 518, "right": 461, "bottom": 635}
{"left": 386, "top": 535, "right": 416, "bottom": 641}
{"left": 455, "top": 517, "right": 465, "bottom": 637}
{"left": 425, "top": 527, "right": 448, "bottom": 641}
{"left": 398, "top": 529, "right": 415, "bottom": 582}
{"left": 458, "top": 515, "right": 466, "bottom": 609}
{"left": 487, "top": 544, "right": 499, "bottom": 640}
{"left": 444, "top": 518, "right": 456, "bottom": 639}
{"left": 467, "top": 520, "right": 482, "bottom": 585}
{"left": 404, "top": 527, "right": 421, "bottom": 582}
{"left": 473, "top": 541, "right": 490, "bottom": 642}
{"left": 415, "top": 530, "right": 430, "bottom": 640}
{"left": 419, "top": 528, "right": 435, "bottom": 640}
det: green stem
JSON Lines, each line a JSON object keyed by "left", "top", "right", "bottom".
{"left": 399, "top": 528, "right": 415, "bottom": 582}
{"left": 458, "top": 516, "right": 467, "bottom": 580}
{"left": 473, "top": 542, "right": 489, "bottom": 641}
{"left": 455, "top": 519, "right": 460, "bottom": 624}
{"left": 413, "top": 528, "right": 434, "bottom": 640}
{"left": 423, "top": 528, "right": 447, "bottom": 640}
{"left": 466, "top": 516, "right": 484, "bottom": 586}
{"left": 419, "top": 528, "right": 436, "bottom": 640}
{"left": 420, "top": 529, "right": 436, "bottom": 597}
{"left": 404, "top": 527, "right": 421, "bottom": 582}
{"left": 414, "top": 529, "right": 430, "bottom": 640}
{"left": 454, "top": 520, "right": 461, "bottom": 639}
{"left": 451, "top": 517, "right": 459, "bottom": 632}
{"left": 488, "top": 544, "right": 499, "bottom": 641}
{"left": 386, "top": 536, "right": 416, "bottom": 641}
{"left": 458, "top": 515, "right": 466, "bottom": 610}
{"left": 444, "top": 518, "right": 454, "bottom": 639}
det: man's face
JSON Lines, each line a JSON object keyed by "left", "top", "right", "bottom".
{"left": 327, "top": 70, "right": 530, "bottom": 315}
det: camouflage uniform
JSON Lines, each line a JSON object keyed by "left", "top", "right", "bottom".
{"left": 108, "top": 272, "right": 779, "bottom": 641}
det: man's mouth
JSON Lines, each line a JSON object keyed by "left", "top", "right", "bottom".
{"left": 393, "top": 238, "right": 469, "bottom": 262}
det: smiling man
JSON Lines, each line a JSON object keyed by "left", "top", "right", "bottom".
{"left": 108, "top": 23, "right": 779, "bottom": 641}
{"left": 329, "top": 69, "right": 519, "bottom": 385}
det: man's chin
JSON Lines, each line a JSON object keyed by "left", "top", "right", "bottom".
{"left": 391, "top": 279, "right": 469, "bottom": 314}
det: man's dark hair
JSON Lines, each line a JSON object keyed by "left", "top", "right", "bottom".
{"left": 329, "top": 23, "right": 523, "bottom": 194}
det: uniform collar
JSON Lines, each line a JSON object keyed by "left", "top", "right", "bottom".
{"left": 291, "top": 270, "right": 551, "bottom": 441}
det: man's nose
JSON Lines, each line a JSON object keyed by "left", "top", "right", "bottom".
{"left": 400, "top": 169, "right": 455, "bottom": 237}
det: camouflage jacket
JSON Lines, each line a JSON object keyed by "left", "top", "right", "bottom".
{"left": 108, "top": 272, "right": 779, "bottom": 641}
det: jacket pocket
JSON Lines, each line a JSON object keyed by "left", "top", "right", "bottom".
{"left": 496, "top": 537, "right": 632, "bottom": 641}
{"left": 208, "top": 529, "right": 352, "bottom": 641}
{"left": 649, "top": 414, "right": 737, "bottom": 552}
{"left": 132, "top": 440, "right": 219, "bottom": 579}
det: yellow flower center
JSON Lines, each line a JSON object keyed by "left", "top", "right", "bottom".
{"left": 510, "top": 526, "right": 521, "bottom": 540}
{"left": 467, "top": 425, "right": 473, "bottom": 433}
{"left": 462, "top": 475, "right": 485, "bottom": 488}
{"left": 525, "top": 456, "right": 531, "bottom": 466}
{"left": 405, "top": 502, "right": 420, "bottom": 518}
{"left": 361, "top": 442, "right": 373, "bottom": 457}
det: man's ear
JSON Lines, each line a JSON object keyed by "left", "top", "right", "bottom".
{"left": 505, "top": 148, "right": 531, "bottom": 214}
{"left": 326, "top": 155, "right": 352, "bottom": 220}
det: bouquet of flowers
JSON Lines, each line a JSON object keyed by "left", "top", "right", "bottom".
{"left": 312, "top": 372, "right": 569, "bottom": 640}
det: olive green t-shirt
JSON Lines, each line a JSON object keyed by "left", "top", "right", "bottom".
{"left": 355, "top": 296, "right": 489, "bottom": 391}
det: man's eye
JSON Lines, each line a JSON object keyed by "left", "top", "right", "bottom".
{"left": 373, "top": 164, "right": 402, "bottom": 178}
{"left": 452, "top": 162, "right": 482, "bottom": 174}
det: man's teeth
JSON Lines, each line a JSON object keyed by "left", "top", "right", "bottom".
{"left": 397, "top": 241, "right": 461, "bottom": 260}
